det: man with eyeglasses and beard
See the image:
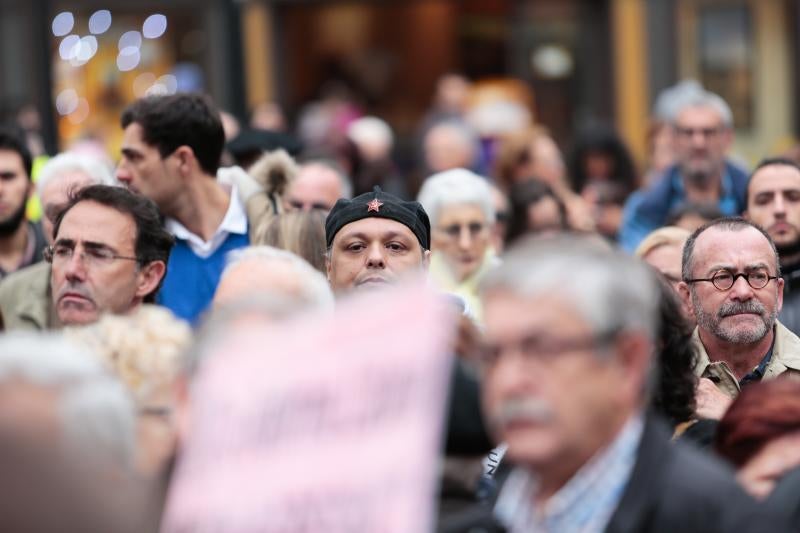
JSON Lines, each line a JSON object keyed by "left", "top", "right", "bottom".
{"left": 678, "top": 217, "right": 800, "bottom": 421}
{"left": 619, "top": 90, "right": 748, "bottom": 252}
{"left": 745, "top": 158, "right": 800, "bottom": 335}
{"left": 474, "top": 234, "right": 782, "bottom": 533}
{"left": 0, "top": 128, "right": 46, "bottom": 279}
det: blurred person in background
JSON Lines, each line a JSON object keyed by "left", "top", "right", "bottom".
{"left": 48, "top": 185, "right": 173, "bottom": 327}
{"left": 493, "top": 127, "right": 594, "bottom": 232}
{"left": 0, "top": 332, "right": 153, "bottom": 532}
{"left": 567, "top": 125, "right": 639, "bottom": 239}
{"left": 716, "top": 379, "right": 800, "bottom": 518}
{"left": 489, "top": 184, "right": 510, "bottom": 253}
{"left": 0, "top": 127, "right": 46, "bottom": 279}
{"left": 679, "top": 218, "right": 800, "bottom": 421}
{"left": 635, "top": 226, "right": 691, "bottom": 297}
{"left": 282, "top": 159, "right": 352, "bottom": 213}
{"left": 0, "top": 152, "right": 116, "bottom": 331}
{"left": 478, "top": 235, "right": 773, "bottom": 533}
{"left": 665, "top": 201, "right": 725, "bottom": 233}
{"left": 65, "top": 305, "right": 191, "bottom": 481}
{"left": 418, "top": 169, "right": 496, "bottom": 322}
{"left": 744, "top": 158, "right": 800, "bottom": 335}
{"left": 212, "top": 245, "right": 334, "bottom": 311}
{"left": 254, "top": 211, "right": 328, "bottom": 273}
{"left": 419, "top": 73, "right": 471, "bottom": 135}
{"left": 344, "top": 116, "right": 407, "bottom": 198}
{"left": 620, "top": 90, "right": 747, "bottom": 251}
{"left": 325, "top": 186, "right": 430, "bottom": 295}
{"left": 250, "top": 101, "right": 287, "bottom": 132}
{"left": 116, "top": 94, "right": 264, "bottom": 325}
{"left": 423, "top": 121, "right": 479, "bottom": 175}
{"left": 504, "top": 180, "right": 568, "bottom": 246}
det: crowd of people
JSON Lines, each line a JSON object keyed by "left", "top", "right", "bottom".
{"left": 1, "top": 74, "right": 800, "bottom": 531}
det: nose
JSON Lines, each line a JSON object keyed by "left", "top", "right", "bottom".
{"left": 63, "top": 250, "right": 88, "bottom": 282}
{"left": 729, "top": 274, "right": 755, "bottom": 301}
{"left": 458, "top": 227, "right": 474, "bottom": 250}
{"left": 774, "top": 194, "right": 786, "bottom": 216}
{"left": 365, "top": 242, "right": 386, "bottom": 269}
{"left": 115, "top": 161, "right": 131, "bottom": 184}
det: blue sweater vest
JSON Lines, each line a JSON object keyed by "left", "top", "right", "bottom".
{"left": 157, "top": 232, "right": 250, "bottom": 325}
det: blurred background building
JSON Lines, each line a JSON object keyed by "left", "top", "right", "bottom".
{"left": 0, "top": 0, "right": 797, "bottom": 165}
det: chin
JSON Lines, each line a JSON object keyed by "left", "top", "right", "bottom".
{"left": 59, "top": 310, "right": 99, "bottom": 327}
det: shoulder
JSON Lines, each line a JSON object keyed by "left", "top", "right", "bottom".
{"left": 0, "top": 261, "right": 50, "bottom": 299}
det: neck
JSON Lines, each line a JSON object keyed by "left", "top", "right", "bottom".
{"left": 683, "top": 172, "right": 722, "bottom": 202}
{"left": 698, "top": 327, "right": 773, "bottom": 380}
{"left": 0, "top": 221, "right": 29, "bottom": 270}
{"left": 166, "top": 176, "right": 230, "bottom": 241}
{"left": 533, "top": 408, "right": 633, "bottom": 503}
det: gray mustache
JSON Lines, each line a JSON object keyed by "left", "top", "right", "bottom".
{"left": 718, "top": 300, "right": 765, "bottom": 318}
{"left": 491, "top": 397, "right": 554, "bottom": 427}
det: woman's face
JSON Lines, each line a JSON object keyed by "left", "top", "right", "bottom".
{"left": 432, "top": 203, "right": 491, "bottom": 282}
{"left": 738, "top": 431, "right": 800, "bottom": 499}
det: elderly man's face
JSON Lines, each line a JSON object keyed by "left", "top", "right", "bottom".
{"left": 746, "top": 164, "right": 800, "bottom": 251}
{"left": 673, "top": 106, "right": 731, "bottom": 185}
{"left": 327, "top": 217, "right": 429, "bottom": 293}
{"left": 432, "top": 203, "right": 490, "bottom": 282}
{"left": 480, "top": 290, "right": 637, "bottom": 477}
{"left": 50, "top": 201, "right": 162, "bottom": 325}
{"left": 680, "top": 227, "right": 783, "bottom": 344}
{"left": 643, "top": 243, "right": 684, "bottom": 291}
{"left": 40, "top": 171, "right": 94, "bottom": 244}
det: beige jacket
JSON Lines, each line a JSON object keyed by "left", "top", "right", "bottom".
{"left": 692, "top": 321, "right": 800, "bottom": 397}
{"left": 0, "top": 261, "right": 59, "bottom": 331}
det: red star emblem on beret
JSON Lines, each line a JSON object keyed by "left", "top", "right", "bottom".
{"left": 367, "top": 198, "right": 383, "bottom": 212}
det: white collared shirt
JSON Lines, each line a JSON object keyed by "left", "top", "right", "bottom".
{"left": 165, "top": 184, "right": 248, "bottom": 259}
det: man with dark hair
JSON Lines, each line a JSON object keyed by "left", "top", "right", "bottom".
{"left": 117, "top": 93, "right": 252, "bottom": 324}
{"left": 0, "top": 127, "right": 46, "bottom": 279}
{"left": 678, "top": 217, "right": 800, "bottom": 420}
{"left": 745, "top": 157, "right": 800, "bottom": 334}
{"left": 47, "top": 184, "right": 174, "bottom": 326}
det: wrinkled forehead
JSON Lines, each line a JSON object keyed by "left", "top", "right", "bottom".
{"left": 333, "top": 217, "right": 420, "bottom": 245}
{"left": 749, "top": 165, "right": 800, "bottom": 195}
{"left": 675, "top": 105, "right": 724, "bottom": 128}
{"left": 691, "top": 227, "right": 776, "bottom": 273}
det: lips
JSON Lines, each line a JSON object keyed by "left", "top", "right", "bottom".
{"left": 356, "top": 276, "right": 389, "bottom": 287}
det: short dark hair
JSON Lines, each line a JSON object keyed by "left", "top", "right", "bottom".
{"left": 0, "top": 126, "right": 32, "bottom": 179}
{"left": 52, "top": 185, "right": 175, "bottom": 301}
{"left": 681, "top": 216, "right": 780, "bottom": 281}
{"left": 505, "top": 179, "right": 567, "bottom": 244}
{"left": 745, "top": 157, "right": 800, "bottom": 210}
{"left": 120, "top": 93, "right": 225, "bottom": 176}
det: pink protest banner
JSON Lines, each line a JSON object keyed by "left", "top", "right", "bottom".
{"left": 161, "top": 282, "right": 455, "bottom": 533}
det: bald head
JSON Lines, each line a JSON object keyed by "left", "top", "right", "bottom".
{"left": 283, "top": 162, "right": 350, "bottom": 213}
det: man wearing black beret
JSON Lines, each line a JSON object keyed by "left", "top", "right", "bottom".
{"left": 325, "top": 186, "right": 431, "bottom": 294}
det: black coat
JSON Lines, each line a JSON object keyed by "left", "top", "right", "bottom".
{"left": 439, "top": 416, "right": 792, "bottom": 533}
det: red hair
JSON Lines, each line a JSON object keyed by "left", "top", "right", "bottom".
{"left": 715, "top": 378, "right": 800, "bottom": 467}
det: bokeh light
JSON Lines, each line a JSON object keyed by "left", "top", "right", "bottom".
{"left": 51, "top": 12, "right": 74, "bottom": 37}
{"left": 58, "top": 35, "right": 80, "bottom": 61}
{"left": 55, "top": 89, "right": 79, "bottom": 115}
{"left": 118, "top": 31, "right": 142, "bottom": 51}
{"left": 88, "top": 10, "right": 112, "bottom": 35}
{"left": 117, "top": 47, "right": 141, "bottom": 71}
{"left": 142, "top": 14, "right": 167, "bottom": 39}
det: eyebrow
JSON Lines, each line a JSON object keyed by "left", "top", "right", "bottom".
{"left": 54, "top": 238, "right": 119, "bottom": 254}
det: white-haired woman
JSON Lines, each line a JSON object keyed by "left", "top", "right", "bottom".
{"left": 418, "top": 168, "right": 498, "bottom": 321}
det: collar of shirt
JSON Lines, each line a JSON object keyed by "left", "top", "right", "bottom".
{"left": 494, "top": 414, "right": 644, "bottom": 533}
{"left": 165, "top": 184, "right": 248, "bottom": 258}
{"left": 739, "top": 333, "right": 776, "bottom": 386}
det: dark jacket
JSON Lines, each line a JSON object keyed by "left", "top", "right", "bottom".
{"left": 779, "top": 264, "right": 800, "bottom": 336}
{"left": 441, "top": 417, "right": 790, "bottom": 533}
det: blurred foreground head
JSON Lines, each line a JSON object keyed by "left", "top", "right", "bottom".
{"left": 478, "top": 234, "right": 659, "bottom": 481}
{"left": 0, "top": 332, "right": 152, "bottom": 532}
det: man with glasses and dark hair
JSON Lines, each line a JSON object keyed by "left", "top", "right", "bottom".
{"left": 619, "top": 90, "right": 748, "bottom": 251}
{"left": 47, "top": 184, "right": 174, "bottom": 326}
{"left": 678, "top": 217, "right": 800, "bottom": 420}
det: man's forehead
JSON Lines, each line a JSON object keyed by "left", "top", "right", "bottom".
{"left": 675, "top": 106, "right": 723, "bottom": 126}
{"left": 749, "top": 165, "right": 800, "bottom": 193}
{"left": 693, "top": 227, "right": 774, "bottom": 268}
{"left": 335, "top": 217, "right": 417, "bottom": 241}
{"left": 484, "top": 289, "right": 590, "bottom": 337}
{"left": 58, "top": 201, "right": 136, "bottom": 244}
{"left": 0, "top": 149, "right": 25, "bottom": 171}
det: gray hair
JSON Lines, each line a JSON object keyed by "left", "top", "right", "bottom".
{"left": 681, "top": 217, "right": 780, "bottom": 281}
{"left": 0, "top": 332, "right": 136, "bottom": 468}
{"left": 36, "top": 152, "right": 116, "bottom": 197}
{"left": 221, "top": 245, "right": 334, "bottom": 311}
{"left": 671, "top": 89, "right": 734, "bottom": 129}
{"left": 417, "top": 168, "right": 496, "bottom": 228}
{"left": 481, "top": 234, "right": 660, "bottom": 340}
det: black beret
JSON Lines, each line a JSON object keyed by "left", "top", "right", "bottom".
{"left": 325, "top": 186, "right": 431, "bottom": 250}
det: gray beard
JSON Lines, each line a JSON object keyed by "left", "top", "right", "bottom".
{"left": 691, "top": 289, "right": 775, "bottom": 344}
